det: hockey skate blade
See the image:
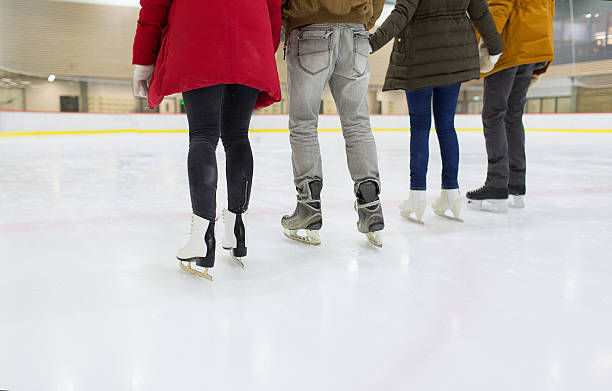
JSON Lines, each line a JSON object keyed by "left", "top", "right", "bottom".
{"left": 178, "top": 261, "right": 213, "bottom": 281}
{"left": 283, "top": 229, "right": 321, "bottom": 246}
{"left": 434, "top": 210, "right": 464, "bottom": 223}
{"left": 230, "top": 253, "right": 246, "bottom": 269}
{"left": 366, "top": 232, "right": 382, "bottom": 247}
{"left": 400, "top": 210, "right": 425, "bottom": 225}
{"left": 508, "top": 196, "right": 525, "bottom": 209}
{"left": 467, "top": 199, "right": 508, "bottom": 213}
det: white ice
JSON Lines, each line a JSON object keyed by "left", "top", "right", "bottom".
{"left": 1, "top": 130, "right": 612, "bottom": 391}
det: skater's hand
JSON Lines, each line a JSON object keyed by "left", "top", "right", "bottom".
{"left": 133, "top": 65, "right": 155, "bottom": 98}
{"left": 479, "top": 40, "right": 501, "bottom": 74}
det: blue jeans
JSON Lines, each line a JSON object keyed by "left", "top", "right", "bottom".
{"left": 405, "top": 83, "right": 461, "bottom": 190}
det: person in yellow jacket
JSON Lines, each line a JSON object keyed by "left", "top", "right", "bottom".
{"left": 467, "top": 0, "right": 555, "bottom": 212}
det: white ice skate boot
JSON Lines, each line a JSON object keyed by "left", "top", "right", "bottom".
{"left": 222, "top": 209, "right": 247, "bottom": 268}
{"left": 399, "top": 190, "right": 427, "bottom": 224}
{"left": 177, "top": 214, "right": 215, "bottom": 281}
{"left": 432, "top": 189, "right": 463, "bottom": 222}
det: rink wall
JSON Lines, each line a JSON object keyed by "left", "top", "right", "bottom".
{"left": 1, "top": 110, "right": 611, "bottom": 136}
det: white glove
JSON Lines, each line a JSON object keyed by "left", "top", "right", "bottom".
{"left": 479, "top": 40, "right": 501, "bottom": 74}
{"left": 133, "top": 64, "right": 155, "bottom": 98}
{"left": 530, "top": 74, "right": 541, "bottom": 87}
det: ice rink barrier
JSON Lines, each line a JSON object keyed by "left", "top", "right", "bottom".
{"left": 1, "top": 111, "right": 611, "bottom": 136}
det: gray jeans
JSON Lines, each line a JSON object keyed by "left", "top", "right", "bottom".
{"left": 286, "top": 23, "right": 380, "bottom": 198}
{"left": 483, "top": 63, "right": 537, "bottom": 189}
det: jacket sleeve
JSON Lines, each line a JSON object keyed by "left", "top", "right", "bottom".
{"left": 487, "top": 0, "right": 515, "bottom": 34}
{"left": 468, "top": 0, "right": 504, "bottom": 55}
{"left": 366, "top": 0, "right": 386, "bottom": 31}
{"left": 368, "top": 0, "right": 420, "bottom": 53}
{"left": 132, "top": 0, "right": 173, "bottom": 65}
{"left": 267, "top": 0, "right": 282, "bottom": 53}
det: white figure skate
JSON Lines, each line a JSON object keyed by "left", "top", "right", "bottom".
{"left": 399, "top": 190, "right": 427, "bottom": 225}
{"left": 222, "top": 209, "right": 247, "bottom": 269}
{"left": 432, "top": 189, "right": 463, "bottom": 222}
{"left": 176, "top": 214, "right": 215, "bottom": 281}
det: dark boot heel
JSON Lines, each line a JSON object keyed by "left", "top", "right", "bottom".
{"left": 233, "top": 214, "right": 247, "bottom": 258}
{"left": 197, "top": 220, "right": 216, "bottom": 268}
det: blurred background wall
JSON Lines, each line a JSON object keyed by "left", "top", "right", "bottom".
{"left": 1, "top": 0, "right": 611, "bottom": 115}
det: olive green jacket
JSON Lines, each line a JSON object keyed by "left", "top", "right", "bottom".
{"left": 370, "top": 0, "right": 503, "bottom": 92}
{"left": 281, "top": 0, "right": 386, "bottom": 33}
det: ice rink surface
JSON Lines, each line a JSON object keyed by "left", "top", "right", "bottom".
{"left": 1, "top": 130, "right": 612, "bottom": 390}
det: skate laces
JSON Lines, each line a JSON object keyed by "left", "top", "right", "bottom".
{"left": 470, "top": 185, "right": 487, "bottom": 195}
{"left": 297, "top": 197, "right": 320, "bottom": 207}
{"left": 354, "top": 199, "right": 380, "bottom": 211}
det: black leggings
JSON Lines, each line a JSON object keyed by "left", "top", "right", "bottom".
{"left": 182, "top": 84, "right": 259, "bottom": 221}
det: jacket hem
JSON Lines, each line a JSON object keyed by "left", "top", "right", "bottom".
{"left": 481, "top": 55, "right": 555, "bottom": 79}
{"left": 382, "top": 70, "right": 479, "bottom": 92}
{"left": 284, "top": 9, "right": 369, "bottom": 36}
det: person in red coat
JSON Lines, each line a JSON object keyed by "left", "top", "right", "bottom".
{"left": 132, "top": 0, "right": 282, "bottom": 280}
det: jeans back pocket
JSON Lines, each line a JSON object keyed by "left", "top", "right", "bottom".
{"left": 297, "top": 30, "right": 332, "bottom": 76}
{"left": 353, "top": 30, "right": 371, "bottom": 76}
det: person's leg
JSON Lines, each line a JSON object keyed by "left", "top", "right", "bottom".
{"left": 482, "top": 66, "right": 519, "bottom": 188}
{"left": 328, "top": 24, "right": 384, "bottom": 242}
{"left": 282, "top": 25, "right": 335, "bottom": 244}
{"left": 328, "top": 25, "right": 380, "bottom": 189}
{"left": 219, "top": 84, "right": 260, "bottom": 214}
{"left": 505, "top": 63, "right": 537, "bottom": 195}
{"left": 286, "top": 25, "right": 335, "bottom": 196}
{"left": 405, "top": 88, "right": 433, "bottom": 191}
{"left": 178, "top": 85, "right": 223, "bottom": 274}
{"left": 182, "top": 85, "right": 223, "bottom": 221}
{"left": 432, "top": 83, "right": 462, "bottom": 190}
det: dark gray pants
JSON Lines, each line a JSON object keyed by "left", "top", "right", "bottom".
{"left": 482, "top": 63, "right": 536, "bottom": 189}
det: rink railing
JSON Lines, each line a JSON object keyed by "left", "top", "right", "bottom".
{"left": 0, "top": 111, "right": 611, "bottom": 136}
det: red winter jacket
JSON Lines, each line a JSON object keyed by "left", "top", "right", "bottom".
{"left": 133, "top": 0, "right": 282, "bottom": 110}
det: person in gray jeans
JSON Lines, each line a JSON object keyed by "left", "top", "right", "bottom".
{"left": 281, "top": 23, "right": 385, "bottom": 247}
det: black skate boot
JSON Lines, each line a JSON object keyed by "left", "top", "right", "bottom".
{"left": 466, "top": 185, "right": 509, "bottom": 213}
{"left": 281, "top": 180, "right": 323, "bottom": 245}
{"left": 355, "top": 180, "right": 384, "bottom": 247}
{"left": 177, "top": 214, "right": 215, "bottom": 280}
{"left": 223, "top": 209, "right": 248, "bottom": 268}
{"left": 508, "top": 184, "right": 526, "bottom": 209}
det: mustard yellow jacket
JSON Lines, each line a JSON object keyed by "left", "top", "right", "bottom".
{"left": 482, "top": 0, "right": 555, "bottom": 77}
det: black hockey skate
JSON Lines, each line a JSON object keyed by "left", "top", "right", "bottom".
{"left": 466, "top": 185, "right": 509, "bottom": 213}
